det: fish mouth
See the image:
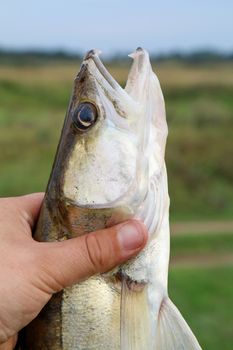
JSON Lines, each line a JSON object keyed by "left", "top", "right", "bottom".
{"left": 80, "top": 48, "right": 153, "bottom": 125}
{"left": 80, "top": 49, "right": 136, "bottom": 126}
{"left": 83, "top": 47, "right": 151, "bottom": 94}
{"left": 84, "top": 49, "right": 122, "bottom": 91}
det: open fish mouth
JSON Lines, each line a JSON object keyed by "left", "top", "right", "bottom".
{"left": 84, "top": 49, "right": 123, "bottom": 91}
{"left": 79, "top": 47, "right": 167, "bottom": 155}
{"left": 83, "top": 46, "right": 151, "bottom": 92}
{"left": 79, "top": 47, "right": 153, "bottom": 127}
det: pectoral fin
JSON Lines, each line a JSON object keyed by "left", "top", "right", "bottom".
{"left": 156, "top": 298, "right": 202, "bottom": 349}
{"left": 120, "top": 278, "right": 152, "bottom": 350}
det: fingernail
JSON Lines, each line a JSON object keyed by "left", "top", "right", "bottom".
{"left": 117, "top": 221, "right": 146, "bottom": 251}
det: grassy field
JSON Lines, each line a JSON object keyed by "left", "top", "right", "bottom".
{"left": 170, "top": 232, "right": 233, "bottom": 350}
{"left": 0, "top": 58, "right": 232, "bottom": 348}
{"left": 169, "top": 265, "right": 233, "bottom": 349}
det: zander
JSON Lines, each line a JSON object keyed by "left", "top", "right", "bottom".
{"left": 23, "top": 48, "right": 202, "bottom": 349}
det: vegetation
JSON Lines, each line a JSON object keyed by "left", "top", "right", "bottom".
{"left": 171, "top": 232, "right": 233, "bottom": 257}
{"left": 170, "top": 231, "right": 233, "bottom": 350}
{"left": 169, "top": 265, "right": 233, "bottom": 350}
{"left": 0, "top": 48, "right": 232, "bottom": 65}
{"left": 169, "top": 232, "right": 233, "bottom": 349}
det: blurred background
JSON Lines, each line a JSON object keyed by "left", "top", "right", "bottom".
{"left": 0, "top": 0, "right": 232, "bottom": 348}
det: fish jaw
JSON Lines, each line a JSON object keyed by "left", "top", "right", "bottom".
{"left": 81, "top": 49, "right": 139, "bottom": 126}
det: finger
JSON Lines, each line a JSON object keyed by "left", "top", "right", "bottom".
{"left": 0, "top": 193, "right": 44, "bottom": 240}
{"left": 14, "top": 193, "right": 44, "bottom": 229}
{"left": 39, "top": 220, "right": 148, "bottom": 291}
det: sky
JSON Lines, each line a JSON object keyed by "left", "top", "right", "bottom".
{"left": 0, "top": 0, "right": 232, "bottom": 56}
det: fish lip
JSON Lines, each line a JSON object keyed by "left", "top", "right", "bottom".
{"left": 84, "top": 48, "right": 102, "bottom": 60}
{"left": 79, "top": 49, "right": 138, "bottom": 125}
{"left": 125, "top": 47, "right": 151, "bottom": 99}
{"left": 82, "top": 47, "right": 151, "bottom": 101}
{"left": 128, "top": 46, "right": 144, "bottom": 58}
{"left": 83, "top": 48, "right": 122, "bottom": 91}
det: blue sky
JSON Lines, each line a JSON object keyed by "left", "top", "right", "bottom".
{"left": 0, "top": 0, "right": 232, "bottom": 55}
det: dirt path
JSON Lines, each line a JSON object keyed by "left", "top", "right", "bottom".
{"left": 170, "top": 253, "right": 233, "bottom": 268}
{"left": 171, "top": 221, "right": 233, "bottom": 235}
{"left": 170, "top": 221, "right": 233, "bottom": 268}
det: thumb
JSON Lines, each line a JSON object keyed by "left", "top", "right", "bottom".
{"left": 39, "top": 220, "right": 148, "bottom": 291}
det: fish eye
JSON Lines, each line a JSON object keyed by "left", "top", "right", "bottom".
{"left": 72, "top": 103, "right": 98, "bottom": 131}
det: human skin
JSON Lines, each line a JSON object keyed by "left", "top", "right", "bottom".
{"left": 0, "top": 193, "right": 148, "bottom": 349}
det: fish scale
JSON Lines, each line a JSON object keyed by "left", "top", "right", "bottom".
{"left": 61, "top": 278, "right": 121, "bottom": 349}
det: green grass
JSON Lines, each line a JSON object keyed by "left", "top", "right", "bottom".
{"left": 169, "top": 233, "right": 233, "bottom": 349}
{"left": 165, "top": 84, "right": 233, "bottom": 220}
{"left": 171, "top": 233, "right": 233, "bottom": 256}
{"left": 169, "top": 266, "right": 233, "bottom": 350}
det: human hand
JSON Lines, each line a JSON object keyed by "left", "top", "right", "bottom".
{"left": 0, "top": 193, "right": 147, "bottom": 349}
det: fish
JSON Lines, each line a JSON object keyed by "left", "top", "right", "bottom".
{"left": 22, "top": 48, "right": 202, "bottom": 349}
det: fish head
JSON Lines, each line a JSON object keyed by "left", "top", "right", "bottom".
{"left": 53, "top": 48, "right": 167, "bottom": 212}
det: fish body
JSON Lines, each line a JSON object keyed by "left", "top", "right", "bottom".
{"left": 23, "top": 48, "right": 201, "bottom": 349}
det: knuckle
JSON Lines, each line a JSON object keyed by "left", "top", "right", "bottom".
{"left": 84, "top": 233, "right": 106, "bottom": 273}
